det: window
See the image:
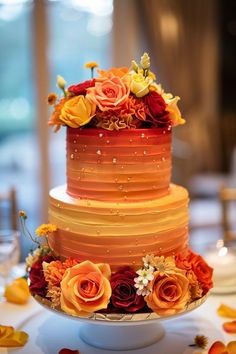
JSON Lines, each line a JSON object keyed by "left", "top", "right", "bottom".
{"left": 0, "top": 0, "right": 113, "bottom": 258}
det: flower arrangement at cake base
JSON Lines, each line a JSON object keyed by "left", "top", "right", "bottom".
{"left": 20, "top": 212, "right": 213, "bottom": 321}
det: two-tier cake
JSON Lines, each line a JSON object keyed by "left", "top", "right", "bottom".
{"left": 22, "top": 53, "right": 213, "bottom": 318}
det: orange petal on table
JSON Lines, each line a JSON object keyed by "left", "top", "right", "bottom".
{"left": 208, "top": 341, "right": 228, "bottom": 354}
{"left": 226, "top": 341, "right": 236, "bottom": 354}
{"left": 218, "top": 304, "right": 236, "bottom": 319}
{"left": 223, "top": 321, "right": 236, "bottom": 334}
{"left": 58, "top": 349, "right": 80, "bottom": 354}
{"left": 0, "top": 325, "right": 29, "bottom": 347}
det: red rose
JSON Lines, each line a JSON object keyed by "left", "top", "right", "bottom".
{"left": 187, "top": 251, "right": 213, "bottom": 295}
{"left": 143, "top": 91, "right": 171, "bottom": 127}
{"left": 68, "top": 79, "right": 95, "bottom": 96}
{"left": 29, "top": 255, "right": 54, "bottom": 297}
{"left": 110, "top": 267, "right": 146, "bottom": 312}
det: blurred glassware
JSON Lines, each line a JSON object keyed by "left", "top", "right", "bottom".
{"left": 0, "top": 229, "right": 20, "bottom": 298}
{"left": 204, "top": 239, "right": 236, "bottom": 294}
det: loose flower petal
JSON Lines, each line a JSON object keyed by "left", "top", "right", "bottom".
{"left": 0, "top": 325, "right": 29, "bottom": 347}
{"left": 4, "top": 278, "right": 30, "bottom": 305}
{"left": 218, "top": 304, "right": 236, "bottom": 319}
{"left": 227, "top": 341, "right": 236, "bottom": 354}
{"left": 208, "top": 341, "right": 227, "bottom": 354}
{"left": 223, "top": 321, "right": 236, "bottom": 334}
{"left": 58, "top": 349, "right": 80, "bottom": 354}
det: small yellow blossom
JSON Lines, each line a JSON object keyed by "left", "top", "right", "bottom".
{"left": 131, "top": 60, "right": 139, "bottom": 73}
{"left": 47, "top": 93, "right": 58, "bottom": 106}
{"left": 19, "top": 210, "right": 27, "bottom": 219}
{"left": 151, "top": 256, "right": 176, "bottom": 276}
{"left": 84, "top": 61, "right": 99, "bottom": 69}
{"left": 140, "top": 52, "right": 150, "bottom": 70}
{"left": 57, "top": 75, "right": 66, "bottom": 90}
{"left": 35, "top": 223, "right": 57, "bottom": 237}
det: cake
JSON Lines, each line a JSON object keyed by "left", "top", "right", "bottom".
{"left": 22, "top": 53, "right": 213, "bottom": 318}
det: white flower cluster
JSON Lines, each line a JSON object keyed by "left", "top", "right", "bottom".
{"left": 25, "top": 248, "right": 41, "bottom": 271}
{"left": 134, "top": 255, "right": 155, "bottom": 296}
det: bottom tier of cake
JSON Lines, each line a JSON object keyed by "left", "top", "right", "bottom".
{"left": 48, "top": 184, "right": 189, "bottom": 270}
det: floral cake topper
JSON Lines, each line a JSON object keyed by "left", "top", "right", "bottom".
{"left": 48, "top": 53, "right": 185, "bottom": 132}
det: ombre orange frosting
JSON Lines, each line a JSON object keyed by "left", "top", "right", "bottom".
{"left": 66, "top": 127, "right": 172, "bottom": 202}
{"left": 48, "top": 184, "right": 189, "bottom": 270}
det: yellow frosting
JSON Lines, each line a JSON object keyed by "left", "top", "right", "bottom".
{"left": 48, "top": 184, "right": 189, "bottom": 270}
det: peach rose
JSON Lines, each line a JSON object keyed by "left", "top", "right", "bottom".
{"left": 60, "top": 95, "right": 96, "bottom": 128}
{"left": 60, "top": 261, "right": 112, "bottom": 316}
{"left": 86, "top": 76, "right": 130, "bottom": 111}
{"left": 145, "top": 271, "right": 190, "bottom": 316}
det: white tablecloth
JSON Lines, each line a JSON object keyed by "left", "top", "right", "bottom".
{"left": 0, "top": 293, "right": 236, "bottom": 354}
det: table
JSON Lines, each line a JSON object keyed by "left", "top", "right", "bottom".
{"left": 0, "top": 292, "right": 235, "bottom": 354}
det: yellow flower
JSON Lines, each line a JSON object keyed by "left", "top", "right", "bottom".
{"left": 147, "top": 70, "right": 156, "bottom": 81}
{"left": 131, "top": 60, "right": 139, "bottom": 72}
{"left": 57, "top": 75, "right": 66, "bottom": 90}
{"left": 140, "top": 52, "right": 150, "bottom": 70}
{"left": 47, "top": 93, "right": 58, "bottom": 106}
{"left": 4, "top": 278, "right": 30, "bottom": 305}
{"left": 60, "top": 95, "right": 96, "bottom": 128}
{"left": 84, "top": 61, "right": 99, "bottom": 69}
{"left": 130, "top": 73, "right": 152, "bottom": 98}
{"left": 149, "top": 82, "right": 164, "bottom": 94}
{"left": 151, "top": 256, "right": 177, "bottom": 276}
{"left": 164, "top": 95, "right": 185, "bottom": 126}
{"left": 0, "top": 325, "right": 28, "bottom": 347}
{"left": 19, "top": 210, "right": 27, "bottom": 219}
{"left": 35, "top": 223, "right": 57, "bottom": 237}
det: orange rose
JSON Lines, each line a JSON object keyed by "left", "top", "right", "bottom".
{"left": 48, "top": 98, "right": 68, "bottom": 132}
{"left": 86, "top": 76, "right": 130, "bottom": 111}
{"left": 145, "top": 271, "right": 190, "bottom": 316}
{"left": 97, "top": 67, "right": 129, "bottom": 79}
{"left": 188, "top": 251, "right": 213, "bottom": 294}
{"left": 60, "top": 261, "right": 111, "bottom": 316}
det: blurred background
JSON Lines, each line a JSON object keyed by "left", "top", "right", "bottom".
{"left": 0, "top": 0, "right": 235, "bottom": 259}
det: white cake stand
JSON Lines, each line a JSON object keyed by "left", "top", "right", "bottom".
{"left": 33, "top": 294, "right": 208, "bottom": 351}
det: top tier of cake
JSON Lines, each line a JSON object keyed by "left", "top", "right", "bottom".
{"left": 66, "top": 127, "right": 172, "bottom": 202}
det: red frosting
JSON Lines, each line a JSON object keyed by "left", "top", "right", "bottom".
{"left": 66, "top": 127, "right": 172, "bottom": 202}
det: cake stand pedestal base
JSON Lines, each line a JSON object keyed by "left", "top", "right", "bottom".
{"left": 79, "top": 321, "right": 165, "bottom": 350}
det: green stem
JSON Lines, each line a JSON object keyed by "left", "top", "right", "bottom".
{"left": 20, "top": 218, "right": 40, "bottom": 246}
{"left": 62, "top": 88, "right": 67, "bottom": 98}
{"left": 91, "top": 67, "right": 94, "bottom": 79}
